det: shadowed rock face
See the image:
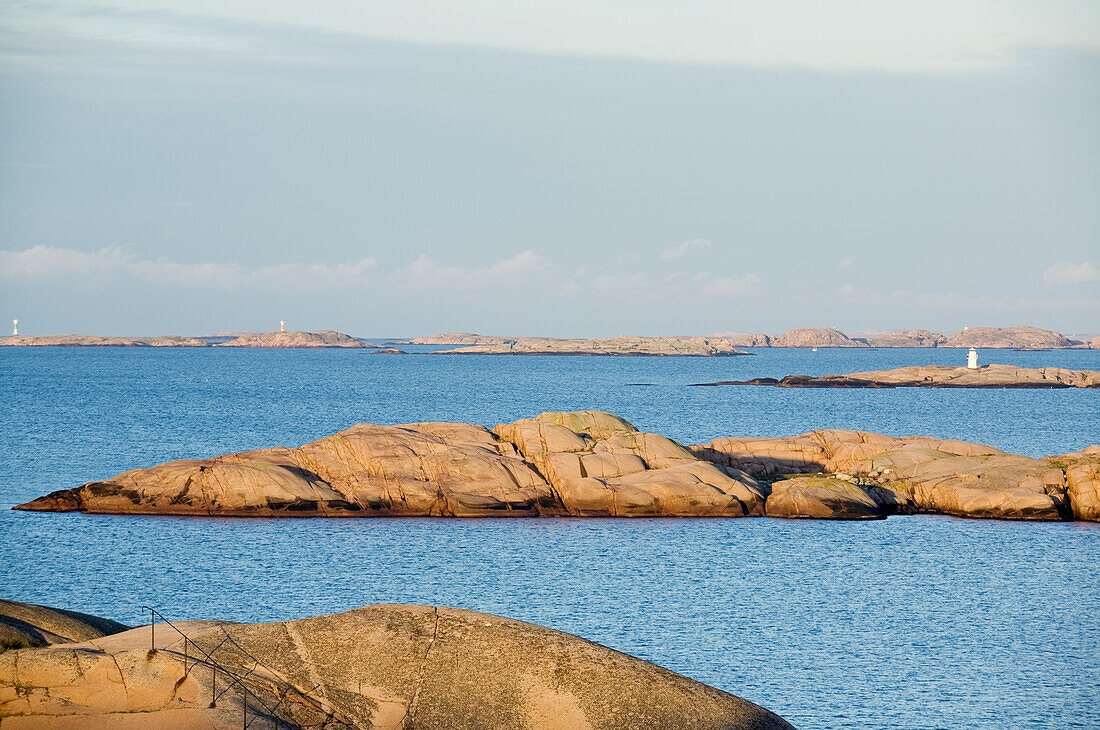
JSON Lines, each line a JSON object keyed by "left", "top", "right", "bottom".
{"left": 0, "top": 600, "right": 129, "bottom": 651}
{"left": 0, "top": 602, "right": 795, "bottom": 730}
{"left": 1046, "top": 446, "right": 1100, "bottom": 521}
{"left": 215, "top": 330, "right": 371, "bottom": 348}
{"left": 494, "top": 411, "right": 766, "bottom": 517}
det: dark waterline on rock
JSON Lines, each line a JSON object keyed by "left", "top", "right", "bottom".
{"left": 1, "top": 347, "right": 1098, "bottom": 729}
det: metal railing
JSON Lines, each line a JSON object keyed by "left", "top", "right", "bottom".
{"left": 141, "top": 606, "right": 352, "bottom": 729}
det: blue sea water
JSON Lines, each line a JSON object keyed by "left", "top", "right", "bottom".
{"left": 1, "top": 346, "right": 1098, "bottom": 729}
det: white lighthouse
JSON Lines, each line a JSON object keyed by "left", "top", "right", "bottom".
{"left": 967, "top": 347, "right": 978, "bottom": 369}
{"left": 11, "top": 318, "right": 17, "bottom": 336}
{"left": 279, "top": 320, "right": 285, "bottom": 332}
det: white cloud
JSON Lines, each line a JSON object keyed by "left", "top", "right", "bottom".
{"left": 698, "top": 272, "right": 763, "bottom": 298}
{"left": 1042, "top": 261, "right": 1099, "bottom": 286}
{"left": 0, "top": 245, "right": 378, "bottom": 289}
{"left": 660, "top": 239, "right": 711, "bottom": 260}
{"left": 397, "top": 250, "right": 551, "bottom": 292}
{"left": 8, "top": 0, "right": 1098, "bottom": 72}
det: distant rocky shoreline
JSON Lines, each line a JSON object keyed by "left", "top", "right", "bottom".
{"left": 16, "top": 410, "right": 1100, "bottom": 522}
{"left": 3, "top": 325, "right": 1098, "bottom": 352}
{"left": 693, "top": 364, "right": 1100, "bottom": 389}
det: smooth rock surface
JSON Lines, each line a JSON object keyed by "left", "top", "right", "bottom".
{"left": 696, "top": 430, "right": 1074, "bottom": 520}
{"left": 943, "top": 326, "right": 1073, "bottom": 349}
{"left": 494, "top": 411, "right": 766, "bottom": 516}
{"left": 764, "top": 476, "right": 885, "bottom": 520}
{"left": 16, "top": 423, "right": 552, "bottom": 517}
{"left": 0, "top": 602, "right": 794, "bottom": 730}
{"left": 215, "top": 330, "right": 371, "bottom": 348}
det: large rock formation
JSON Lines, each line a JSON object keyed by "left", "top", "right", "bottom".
{"left": 494, "top": 411, "right": 765, "bottom": 517}
{"left": 216, "top": 330, "right": 371, "bottom": 348}
{"left": 17, "top": 423, "right": 553, "bottom": 517}
{"left": 14, "top": 413, "right": 1099, "bottom": 522}
{"left": 433, "top": 336, "right": 749, "bottom": 356}
{"left": 865, "top": 329, "right": 947, "bottom": 348}
{"left": 0, "top": 601, "right": 794, "bottom": 730}
{"left": 0, "top": 335, "right": 208, "bottom": 347}
{"left": 773, "top": 328, "right": 867, "bottom": 348}
{"left": 0, "top": 600, "right": 129, "bottom": 651}
{"left": 943, "top": 326, "right": 1073, "bottom": 349}
{"left": 695, "top": 364, "right": 1100, "bottom": 388}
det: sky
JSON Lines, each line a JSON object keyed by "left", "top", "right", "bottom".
{"left": 1, "top": 1, "right": 1098, "bottom": 337}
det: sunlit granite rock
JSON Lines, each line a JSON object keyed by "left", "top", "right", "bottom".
{"left": 0, "top": 600, "right": 795, "bottom": 730}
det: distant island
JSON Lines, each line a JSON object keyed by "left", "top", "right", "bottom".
{"left": 421, "top": 335, "right": 751, "bottom": 356}
{"left": 402, "top": 325, "right": 1098, "bottom": 351}
{"left": 693, "top": 364, "right": 1100, "bottom": 389}
{"left": 3, "top": 325, "right": 1098, "bottom": 351}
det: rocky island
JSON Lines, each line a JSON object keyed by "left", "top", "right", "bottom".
{"left": 16, "top": 410, "right": 1100, "bottom": 522}
{"left": 696, "top": 364, "right": 1100, "bottom": 389}
{"left": 0, "top": 599, "right": 793, "bottom": 729}
{"left": 215, "top": 330, "right": 373, "bottom": 348}
{"left": 0, "top": 334, "right": 208, "bottom": 347}
{"left": 407, "top": 325, "right": 1095, "bottom": 351}
{"left": 428, "top": 335, "right": 751, "bottom": 356}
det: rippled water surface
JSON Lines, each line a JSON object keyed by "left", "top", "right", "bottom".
{"left": 1, "top": 346, "right": 1098, "bottom": 729}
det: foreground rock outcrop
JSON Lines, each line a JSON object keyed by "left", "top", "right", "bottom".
{"left": 0, "top": 601, "right": 794, "bottom": 730}
{"left": 694, "top": 364, "right": 1100, "bottom": 389}
{"left": 433, "top": 336, "right": 750, "bottom": 356}
{"left": 0, "top": 600, "right": 129, "bottom": 651}
{"left": 942, "top": 326, "right": 1073, "bottom": 349}
{"left": 0, "top": 335, "right": 208, "bottom": 347}
{"left": 15, "top": 412, "right": 1100, "bottom": 522}
{"left": 216, "top": 330, "right": 372, "bottom": 348}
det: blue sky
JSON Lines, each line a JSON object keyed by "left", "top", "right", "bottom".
{"left": 1, "top": 1, "right": 1098, "bottom": 336}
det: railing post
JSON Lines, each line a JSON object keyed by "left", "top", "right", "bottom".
{"left": 243, "top": 700, "right": 247, "bottom": 729}
{"left": 211, "top": 665, "right": 217, "bottom": 708}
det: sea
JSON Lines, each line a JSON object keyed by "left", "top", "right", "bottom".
{"left": 1, "top": 345, "right": 1098, "bottom": 729}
